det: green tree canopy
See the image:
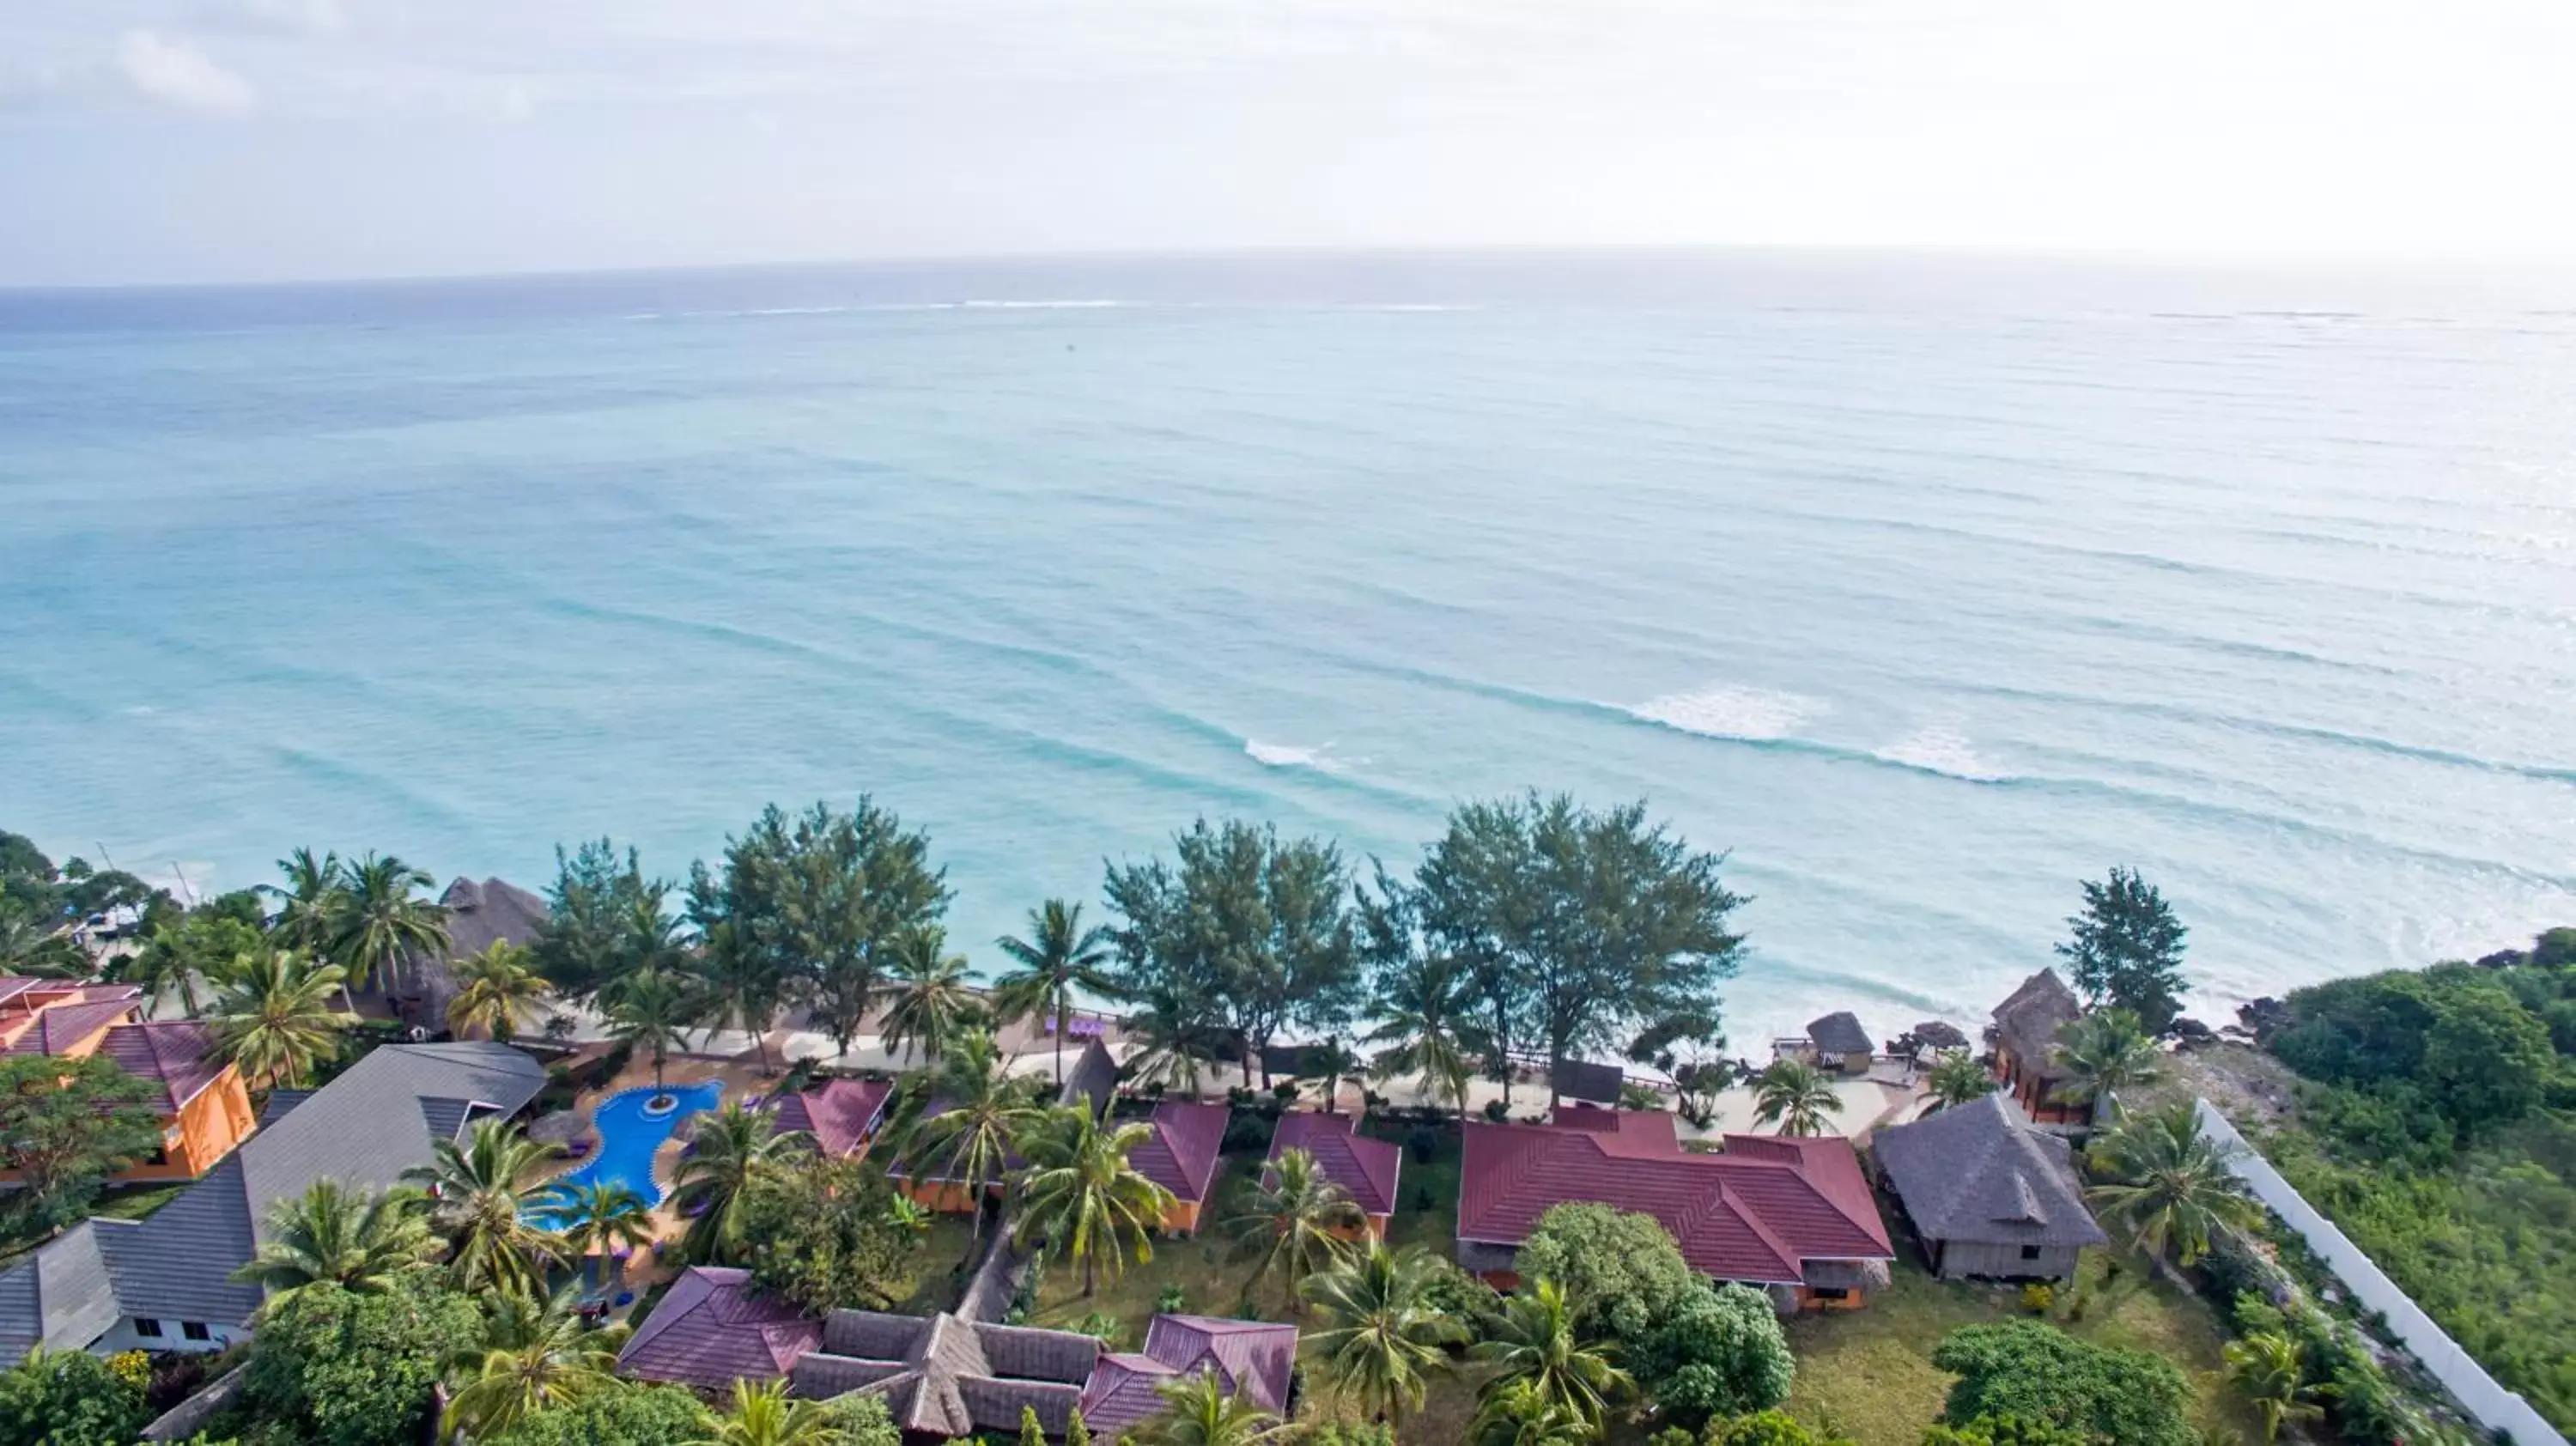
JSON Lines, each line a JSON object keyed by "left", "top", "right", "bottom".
{"left": 1510, "top": 1202, "right": 1700, "bottom": 1345}
{"left": 0, "top": 1346, "right": 149, "bottom": 1446}
{"left": 2053, "top": 868, "right": 2189, "bottom": 1033}
{"left": 0, "top": 1053, "right": 165, "bottom": 1232}
{"left": 1103, "top": 817, "right": 1362, "bottom": 1088}
{"left": 1631, "top": 1283, "right": 1795, "bottom": 1427}
{"left": 1390, "top": 793, "right": 1745, "bottom": 1105}
{"left": 739, "top": 1154, "right": 923, "bottom": 1313}
{"left": 1929, "top": 1321, "right": 2195, "bottom": 1446}
{"left": 532, "top": 839, "right": 659, "bottom": 1004}
{"left": 483, "top": 1381, "right": 713, "bottom": 1446}
{"left": 237, "top": 1276, "right": 483, "bottom": 1446}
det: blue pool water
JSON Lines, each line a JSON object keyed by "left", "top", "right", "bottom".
{"left": 527, "top": 1079, "right": 724, "bottom": 1224}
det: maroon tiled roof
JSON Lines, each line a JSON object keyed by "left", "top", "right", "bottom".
{"left": 1457, "top": 1115, "right": 1892, "bottom": 1286}
{"left": 1076, "top": 1315, "right": 1297, "bottom": 1439}
{"left": 620, "top": 1267, "right": 821, "bottom": 1392}
{"left": 764, "top": 1078, "right": 893, "bottom": 1157}
{"left": 1267, "top": 1111, "right": 1401, "bottom": 1216}
{"left": 94, "top": 1022, "right": 229, "bottom": 1111}
{"left": 3, "top": 999, "right": 141, "bottom": 1056}
{"left": 1128, "top": 1102, "right": 1229, "bottom": 1205}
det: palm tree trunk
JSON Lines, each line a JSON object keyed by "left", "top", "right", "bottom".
{"left": 1054, "top": 1002, "right": 1067, "bottom": 1087}
{"left": 1083, "top": 1250, "right": 1096, "bottom": 1297}
{"left": 752, "top": 1007, "right": 774, "bottom": 1075}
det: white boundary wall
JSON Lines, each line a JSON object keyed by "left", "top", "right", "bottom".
{"left": 2194, "top": 1099, "right": 2567, "bottom": 1446}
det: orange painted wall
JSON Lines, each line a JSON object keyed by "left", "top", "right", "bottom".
{"left": 1161, "top": 1198, "right": 1203, "bottom": 1235}
{"left": 902, "top": 1178, "right": 996, "bottom": 1214}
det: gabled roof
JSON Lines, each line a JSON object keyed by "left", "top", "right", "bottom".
{"left": 96, "top": 1022, "right": 231, "bottom": 1112}
{"left": 619, "top": 1267, "right": 821, "bottom": 1392}
{"left": 1992, "top": 969, "right": 2081, "bottom": 1079}
{"left": 0, "top": 1042, "right": 545, "bottom": 1353}
{"left": 3, "top": 997, "right": 140, "bottom": 1055}
{"left": 1806, "top": 1012, "right": 1874, "bottom": 1058}
{"left": 1268, "top": 1111, "right": 1401, "bottom": 1216}
{"left": 764, "top": 1078, "right": 893, "bottom": 1157}
{"left": 1077, "top": 1315, "right": 1297, "bottom": 1441}
{"left": 0, "top": 1223, "right": 120, "bottom": 1359}
{"left": 793, "top": 1307, "right": 1099, "bottom": 1437}
{"left": 1129, "top": 1101, "right": 1230, "bottom": 1205}
{"left": 1458, "top": 1113, "right": 1892, "bottom": 1285}
{"left": 1871, "top": 1094, "right": 2107, "bottom": 1249}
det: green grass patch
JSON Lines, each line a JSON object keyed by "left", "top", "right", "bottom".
{"left": 886, "top": 1216, "right": 988, "bottom": 1316}
{"left": 1781, "top": 1251, "right": 2263, "bottom": 1446}
{"left": 92, "top": 1182, "right": 187, "bottom": 1221}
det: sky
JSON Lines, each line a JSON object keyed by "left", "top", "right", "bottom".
{"left": 3, "top": 0, "right": 2575, "bottom": 288}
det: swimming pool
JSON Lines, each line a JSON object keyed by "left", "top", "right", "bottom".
{"left": 526, "top": 1079, "right": 724, "bottom": 1226}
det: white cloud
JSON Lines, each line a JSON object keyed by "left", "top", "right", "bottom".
{"left": 237, "top": 0, "right": 348, "bottom": 35}
{"left": 117, "top": 29, "right": 255, "bottom": 115}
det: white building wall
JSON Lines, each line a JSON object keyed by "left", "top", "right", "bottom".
{"left": 90, "top": 1316, "right": 249, "bottom": 1357}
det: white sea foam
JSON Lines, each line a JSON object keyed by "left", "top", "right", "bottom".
{"left": 1245, "top": 739, "right": 1337, "bottom": 771}
{"left": 959, "top": 299, "right": 1133, "bottom": 310}
{"left": 1628, "top": 684, "right": 1825, "bottom": 740}
{"left": 1874, "top": 724, "right": 2010, "bottom": 782}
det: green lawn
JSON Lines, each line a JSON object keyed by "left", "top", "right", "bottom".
{"left": 1781, "top": 1250, "right": 2265, "bottom": 1446}
{"left": 887, "top": 1216, "right": 987, "bottom": 1315}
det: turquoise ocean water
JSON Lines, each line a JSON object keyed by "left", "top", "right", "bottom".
{"left": 3, "top": 252, "right": 2573, "bottom": 1044}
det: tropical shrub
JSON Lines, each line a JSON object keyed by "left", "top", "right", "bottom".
{"left": 482, "top": 1382, "right": 712, "bottom": 1446}
{"left": 236, "top": 1276, "right": 483, "bottom": 1446}
{"left": 1929, "top": 1321, "right": 2193, "bottom": 1446}
{"left": 1511, "top": 1202, "right": 1699, "bottom": 1343}
{"left": 738, "top": 1154, "right": 922, "bottom": 1313}
{"left": 1631, "top": 1283, "right": 1795, "bottom": 1427}
{"left": 0, "top": 1346, "right": 150, "bottom": 1446}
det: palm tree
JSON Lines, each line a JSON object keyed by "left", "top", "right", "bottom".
{"left": 2224, "top": 1331, "right": 2324, "bottom": 1443}
{"left": 1123, "top": 993, "right": 1224, "bottom": 1098}
{"left": 1468, "top": 1377, "right": 1595, "bottom": 1446}
{"left": 1918, "top": 1049, "right": 1999, "bottom": 1117}
{"left": 605, "top": 969, "right": 696, "bottom": 1092}
{"left": 993, "top": 899, "right": 1118, "bottom": 1086}
{"left": 878, "top": 928, "right": 981, "bottom": 1067}
{"left": 264, "top": 847, "right": 345, "bottom": 957}
{"left": 231, "top": 1179, "right": 436, "bottom": 1304}
{"left": 1226, "top": 1146, "right": 1362, "bottom": 1308}
{"left": 403, "top": 1116, "right": 567, "bottom": 1295}
{"left": 1751, "top": 1059, "right": 1843, "bottom": 1138}
{"left": 330, "top": 852, "right": 448, "bottom": 998}
{"left": 1011, "top": 1105, "right": 1173, "bottom": 1297}
{"left": 696, "top": 1378, "right": 845, "bottom": 1446}
{"left": 549, "top": 1179, "right": 654, "bottom": 1292}
{"left": 1131, "top": 1371, "right": 1288, "bottom": 1446}
{"left": 209, "top": 948, "right": 354, "bottom": 1087}
{"left": 441, "top": 1286, "right": 628, "bottom": 1438}
{"left": 2054, "top": 1008, "right": 2165, "bottom": 1112}
{"left": 447, "top": 939, "right": 550, "bottom": 1042}
{"left": 124, "top": 921, "right": 211, "bottom": 1019}
{"left": 1473, "top": 1280, "right": 1631, "bottom": 1431}
{"left": 2087, "top": 1102, "right": 2262, "bottom": 1267}
{"left": 1364, "top": 953, "right": 1477, "bottom": 1122}
{"left": 1300, "top": 1242, "right": 1468, "bottom": 1428}
{"left": 0, "top": 914, "right": 85, "bottom": 977}
{"left": 692, "top": 918, "right": 789, "bottom": 1075}
{"left": 891, "top": 1030, "right": 1048, "bottom": 1266}
{"left": 671, "top": 1103, "right": 802, "bottom": 1266}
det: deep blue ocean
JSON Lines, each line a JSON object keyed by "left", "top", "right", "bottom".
{"left": 4, "top": 252, "right": 2573, "bottom": 1044}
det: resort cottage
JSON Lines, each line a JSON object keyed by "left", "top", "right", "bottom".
{"left": 760, "top": 1077, "right": 896, "bottom": 1158}
{"left": 375, "top": 875, "right": 549, "bottom": 1032}
{"left": 1871, "top": 1093, "right": 2106, "bottom": 1281}
{"left": 0, "top": 1042, "right": 544, "bottom": 1362}
{"left": 1267, "top": 1111, "right": 1401, "bottom": 1240}
{"left": 1455, "top": 1105, "right": 1894, "bottom": 1311}
{"left": 1798, "top": 1012, "right": 1878, "bottom": 1075}
{"left": 623, "top": 1266, "right": 1297, "bottom": 1440}
{"left": 0, "top": 975, "right": 256, "bottom": 1186}
{"left": 1988, "top": 969, "right": 2090, "bottom": 1127}
{"left": 1125, "top": 1100, "right": 1230, "bottom": 1234}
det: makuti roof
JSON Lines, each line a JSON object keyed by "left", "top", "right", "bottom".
{"left": 1128, "top": 1101, "right": 1230, "bottom": 1205}
{"left": 1871, "top": 1094, "right": 2107, "bottom": 1249}
{"left": 618, "top": 1267, "right": 821, "bottom": 1392}
{"left": 1268, "top": 1110, "right": 1402, "bottom": 1216}
{"left": 1805, "top": 1012, "right": 1875, "bottom": 1058}
{"left": 763, "top": 1078, "right": 893, "bottom": 1157}
{"left": 389, "top": 877, "right": 547, "bottom": 1009}
{"left": 1458, "top": 1111, "right": 1892, "bottom": 1285}
{"left": 1992, "top": 969, "right": 2082, "bottom": 1079}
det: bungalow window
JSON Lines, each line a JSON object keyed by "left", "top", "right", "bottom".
{"left": 133, "top": 1318, "right": 163, "bottom": 1339}
{"left": 181, "top": 1321, "right": 212, "bottom": 1341}
{"left": 1810, "top": 1287, "right": 1851, "bottom": 1301}
{"left": 2020, "top": 1245, "right": 2043, "bottom": 1261}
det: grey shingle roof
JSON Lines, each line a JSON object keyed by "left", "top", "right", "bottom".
{"left": 1872, "top": 1094, "right": 2108, "bottom": 1249}
{"left": 0, "top": 1042, "right": 545, "bottom": 1357}
{"left": 0, "top": 1223, "right": 122, "bottom": 1358}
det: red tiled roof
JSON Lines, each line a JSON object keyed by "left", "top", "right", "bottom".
{"left": 619, "top": 1267, "right": 821, "bottom": 1393}
{"left": 1128, "top": 1102, "right": 1230, "bottom": 1204}
{"left": 1267, "top": 1111, "right": 1401, "bottom": 1216}
{"left": 764, "top": 1078, "right": 892, "bottom": 1157}
{"left": 1457, "top": 1115, "right": 1892, "bottom": 1285}
{"left": 3, "top": 999, "right": 141, "bottom": 1057}
{"left": 1077, "top": 1315, "right": 1297, "bottom": 1439}
{"left": 94, "top": 1022, "right": 229, "bottom": 1111}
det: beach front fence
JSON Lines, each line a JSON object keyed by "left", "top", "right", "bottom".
{"left": 2192, "top": 1099, "right": 2568, "bottom": 1446}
